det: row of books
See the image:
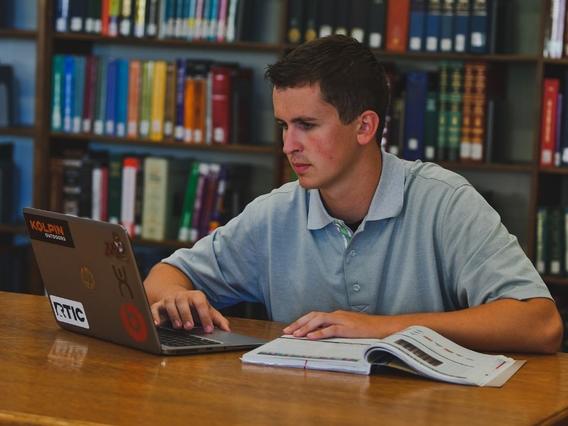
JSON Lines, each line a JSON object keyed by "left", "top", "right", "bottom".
{"left": 381, "top": 61, "right": 494, "bottom": 163}
{"left": 50, "top": 150, "right": 250, "bottom": 243}
{"left": 55, "top": 0, "right": 259, "bottom": 42}
{"left": 539, "top": 71, "right": 568, "bottom": 168}
{"left": 536, "top": 206, "right": 568, "bottom": 277}
{"left": 51, "top": 55, "right": 253, "bottom": 145}
{"left": 287, "top": 0, "right": 496, "bottom": 54}
{"left": 543, "top": 0, "right": 568, "bottom": 59}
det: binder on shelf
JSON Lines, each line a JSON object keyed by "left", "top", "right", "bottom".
{"left": 440, "top": 0, "right": 455, "bottom": 52}
{"left": 304, "top": 0, "right": 319, "bottom": 42}
{"left": 318, "top": 0, "right": 335, "bottom": 38}
{"left": 349, "top": 0, "right": 368, "bottom": 43}
{"left": 425, "top": 0, "right": 442, "bottom": 52}
{"left": 408, "top": 0, "right": 427, "bottom": 51}
{"left": 367, "top": 0, "right": 386, "bottom": 49}
{"left": 403, "top": 71, "right": 428, "bottom": 161}
{"left": 453, "top": 0, "right": 470, "bottom": 53}
{"left": 469, "top": 0, "right": 489, "bottom": 54}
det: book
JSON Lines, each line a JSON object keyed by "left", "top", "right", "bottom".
{"left": 367, "top": 0, "right": 386, "bottom": 49}
{"left": 408, "top": 0, "right": 427, "bottom": 51}
{"left": 536, "top": 207, "right": 549, "bottom": 274}
{"left": 446, "top": 61, "right": 464, "bottom": 162}
{"left": 241, "top": 325, "right": 525, "bottom": 387}
{"left": 349, "top": 0, "right": 368, "bottom": 43}
{"left": 548, "top": 207, "right": 564, "bottom": 275}
{"left": 303, "top": 0, "right": 318, "bottom": 42}
{"left": 56, "top": 0, "right": 70, "bottom": 32}
{"left": 425, "top": 0, "right": 442, "bottom": 52}
{"left": 440, "top": 0, "right": 455, "bottom": 52}
{"left": 178, "top": 161, "right": 201, "bottom": 241}
{"left": 424, "top": 72, "right": 439, "bottom": 161}
{"left": 453, "top": 0, "right": 470, "bottom": 52}
{"left": 469, "top": 62, "right": 488, "bottom": 162}
{"left": 318, "top": 0, "right": 334, "bottom": 38}
{"left": 386, "top": 0, "right": 410, "bottom": 52}
{"left": 127, "top": 60, "right": 141, "bottom": 138}
{"left": 333, "top": 0, "right": 350, "bottom": 36}
{"left": 211, "top": 64, "right": 232, "bottom": 144}
{"left": 540, "top": 78, "right": 560, "bottom": 167}
{"left": 0, "top": 144, "right": 14, "bottom": 223}
{"left": 561, "top": 71, "right": 568, "bottom": 166}
{"left": 51, "top": 56, "right": 64, "bottom": 131}
{"left": 470, "top": 0, "right": 489, "bottom": 54}
{"left": 403, "top": 71, "right": 428, "bottom": 161}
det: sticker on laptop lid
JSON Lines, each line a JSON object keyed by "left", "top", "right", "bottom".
{"left": 24, "top": 213, "right": 75, "bottom": 248}
{"left": 49, "top": 295, "right": 90, "bottom": 329}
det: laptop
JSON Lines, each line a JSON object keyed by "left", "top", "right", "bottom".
{"left": 23, "top": 207, "right": 267, "bottom": 355}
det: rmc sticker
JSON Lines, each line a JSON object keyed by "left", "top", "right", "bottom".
{"left": 49, "top": 295, "right": 90, "bottom": 329}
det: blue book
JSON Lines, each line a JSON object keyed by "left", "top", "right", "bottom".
{"left": 115, "top": 59, "right": 129, "bottom": 137}
{"left": 403, "top": 71, "right": 428, "bottom": 161}
{"left": 425, "top": 0, "right": 442, "bottom": 52}
{"left": 162, "top": 0, "right": 175, "bottom": 37}
{"left": 63, "top": 55, "right": 75, "bottom": 133}
{"left": 105, "top": 59, "right": 118, "bottom": 136}
{"left": 55, "top": 0, "right": 70, "bottom": 32}
{"left": 175, "top": 0, "right": 185, "bottom": 37}
{"left": 209, "top": 0, "right": 220, "bottom": 41}
{"left": 440, "top": 0, "right": 455, "bottom": 52}
{"left": 470, "top": 0, "right": 489, "bottom": 53}
{"left": 174, "top": 59, "right": 187, "bottom": 141}
{"left": 408, "top": 0, "right": 427, "bottom": 51}
{"left": 94, "top": 57, "right": 108, "bottom": 135}
{"left": 72, "top": 56, "right": 86, "bottom": 133}
{"left": 453, "top": 0, "right": 470, "bottom": 52}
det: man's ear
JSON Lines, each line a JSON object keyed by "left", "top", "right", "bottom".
{"left": 356, "top": 110, "right": 380, "bottom": 146}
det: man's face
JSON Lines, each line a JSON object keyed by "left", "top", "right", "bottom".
{"left": 273, "top": 84, "right": 361, "bottom": 192}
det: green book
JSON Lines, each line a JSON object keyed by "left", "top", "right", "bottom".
{"left": 51, "top": 55, "right": 64, "bottom": 131}
{"left": 178, "top": 161, "right": 201, "bottom": 242}
{"left": 139, "top": 61, "right": 154, "bottom": 138}
{"left": 446, "top": 61, "right": 463, "bottom": 162}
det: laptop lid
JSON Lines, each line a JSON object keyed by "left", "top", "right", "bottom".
{"left": 23, "top": 208, "right": 266, "bottom": 355}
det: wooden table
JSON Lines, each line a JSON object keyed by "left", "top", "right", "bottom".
{"left": 1, "top": 291, "right": 567, "bottom": 425}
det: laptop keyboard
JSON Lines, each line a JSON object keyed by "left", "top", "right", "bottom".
{"left": 157, "top": 327, "right": 222, "bottom": 347}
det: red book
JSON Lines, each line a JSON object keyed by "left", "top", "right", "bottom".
{"left": 211, "top": 65, "right": 232, "bottom": 145}
{"left": 386, "top": 0, "right": 410, "bottom": 52}
{"left": 120, "top": 156, "right": 141, "bottom": 237}
{"left": 540, "top": 78, "right": 560, "bottom": 167}
{"left": 101, "top": 0, "right": 110, "bottom": 36}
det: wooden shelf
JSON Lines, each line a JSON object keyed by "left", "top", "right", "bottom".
{"left": 0, "top": 28, "right": 36, "bottom": 39}
{"left": 0, "top": 127, "right": 36, "bottom": 138}
{"left": 539, "top": 167, "right": 568, "bottom": 175}
{"left": 50, "top": 132, "right": 276, "bottom": 154}
{"left": 543, "top": 276, "right": 568, "bottom": 287}
{"left": 133, "top": 238, "right": 193, "bottom": 250}
{"left": 438, "top": 161, "right": 534, "bottom": 173}
{"left": 54, "top": 33, "right": 283, "bottom": 52}
{"left": 0, "top": 224, "right": 27, "bottom": 235}
{"left": 543, "top": 58, "right": 568, "bottom": 65}
{"left": 367, "top": 50, "right": 540, "bottom": 63}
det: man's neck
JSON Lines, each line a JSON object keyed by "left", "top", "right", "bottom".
{"left": 320, "top": 148, "right": 382, "bottom": 224}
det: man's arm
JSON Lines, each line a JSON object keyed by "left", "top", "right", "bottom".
{"left": 284, "top": 298, "right": 563, "bottom": 353}
{"left": 143, "top": 262, "right": 230, "bottom": 332}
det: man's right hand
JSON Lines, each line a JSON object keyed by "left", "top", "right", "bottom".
{"left": 149, "top": 289, "right": 231, "bottom": 333}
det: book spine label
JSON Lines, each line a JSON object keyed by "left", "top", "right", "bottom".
{"left": 540, "top": 79, "right": 560, "bottom": 167}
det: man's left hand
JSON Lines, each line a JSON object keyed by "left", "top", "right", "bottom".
{"left": 283, "top": 310, "right": 385, "bottom": 339}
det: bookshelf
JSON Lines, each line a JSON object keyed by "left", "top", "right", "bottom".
{"left": 2, "top": 0, "right": 568, "bottom": 317}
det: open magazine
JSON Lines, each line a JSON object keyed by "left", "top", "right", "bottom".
{"left": 241, "top": 326, "right": 525, "bottom": 387}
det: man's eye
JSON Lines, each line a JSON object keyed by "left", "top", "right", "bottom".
{"left": 298, "top": 122, "right": 314, "bottom": 130}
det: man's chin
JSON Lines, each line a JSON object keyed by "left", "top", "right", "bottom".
{"left": 296, "top": 177, "right": 318, "bottom": 190}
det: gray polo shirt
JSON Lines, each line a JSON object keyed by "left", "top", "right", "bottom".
{"left": 163, "top": 151, "right": 551, "bottom": 323}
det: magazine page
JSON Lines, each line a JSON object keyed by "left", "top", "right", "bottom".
{"left": 365, "top": 326, "right": 525, "bottom": 387}
{"left": 241, "top": 336, "right": 379, "bottom": 374}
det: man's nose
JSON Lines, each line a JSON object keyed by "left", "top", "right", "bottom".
{"left": 282, "top": 129, "right": 302, "bottom": 154}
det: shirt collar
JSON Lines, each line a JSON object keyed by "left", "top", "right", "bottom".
{"left": 307, "top": 150, "right": 406, "bottom": 230}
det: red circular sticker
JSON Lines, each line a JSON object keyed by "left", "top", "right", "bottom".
{"left": 119, "top": 303, "right": 148, "bottom": 342}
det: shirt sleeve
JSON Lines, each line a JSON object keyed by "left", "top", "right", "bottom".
{"left": 439, "top": 184, "right": 552, "bottom": 307}
{"left": 161, "top": 200, "right": 265, "bottom": 309}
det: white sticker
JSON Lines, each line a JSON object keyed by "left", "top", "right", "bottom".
{"left": 50, "top": 295, "right": 90, "bottom": 329}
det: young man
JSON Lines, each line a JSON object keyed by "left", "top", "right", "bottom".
{"left": 144, "top": 35, "right": 563, "bottom": 353}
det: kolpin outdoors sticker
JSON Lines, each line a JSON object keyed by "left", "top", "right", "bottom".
{"left": 24, "top": 213, "right": 75, "bottom": 248}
